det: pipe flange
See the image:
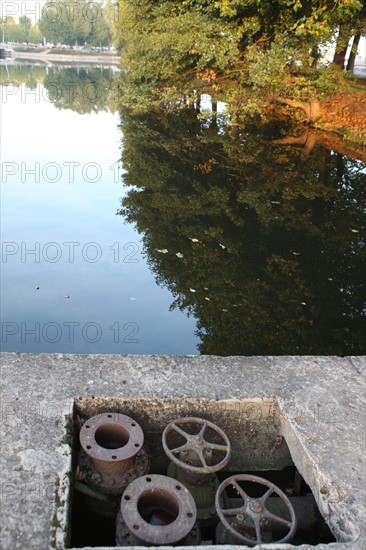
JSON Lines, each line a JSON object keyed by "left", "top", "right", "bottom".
{"left": 120, "top": 474, "right": 197, "bottom": 546}
{"left": 77, "top": 446, "right": 149, "bottom": 493}
{"left": 116, "top": 512, "right": 201, "bottom": 546}
{"left": 79, "top": 413, "right": 144, "bottom": 477}
{"left": 80, "top": 412, "right": 144, "bottom": 463}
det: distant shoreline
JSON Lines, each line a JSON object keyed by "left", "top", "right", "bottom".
{"left": 8, "top": 50, "right": 120, "bottom": 65}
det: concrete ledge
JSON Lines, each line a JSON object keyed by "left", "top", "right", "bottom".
{"left": 0, "top": 353, "right": 365, "bottom": 549}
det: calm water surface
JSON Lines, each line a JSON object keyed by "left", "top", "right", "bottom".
{"left": 1, "top": 64, "right": 199, "bottom": 354}
{"left": 1, "top": 64, "right": 365, "bottom": 355}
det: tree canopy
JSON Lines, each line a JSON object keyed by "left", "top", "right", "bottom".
{"left": 117, "top": 0, "right": 366, "bottom": 112}
{"left": 1, "top": 16, "right": 42, "bottom": 44}
{"left": 38, "top": 0, "right": 114, "bottom": 46}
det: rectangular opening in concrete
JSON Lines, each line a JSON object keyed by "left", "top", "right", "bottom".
{"left": 64, "top": 398, "right": 336, "bottom": 548}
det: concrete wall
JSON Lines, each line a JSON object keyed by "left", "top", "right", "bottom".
{"left": 0, "top": 353, "right": 365, "bottom": 549}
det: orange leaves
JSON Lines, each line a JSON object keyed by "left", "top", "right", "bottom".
{"left": 320, "top": 90, "right": 366, "bottom": 143}
{"left": 193, "top": 158, "right": 217, "bottom": 174}
{"left": 196, "top": 69, "right": 217, "bottom": 83}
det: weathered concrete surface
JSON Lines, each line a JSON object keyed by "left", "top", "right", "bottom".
{"left": 0, "top": 353, "right": 365, "bottom": 550}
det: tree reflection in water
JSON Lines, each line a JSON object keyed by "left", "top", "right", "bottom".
{"left": 0, "top": 63, "right": 117, "bottom": 114}
{"left": 118, "top": 103, "right": 365, "bottom": 356}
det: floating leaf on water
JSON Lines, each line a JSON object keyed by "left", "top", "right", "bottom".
{"left": 189, "top": 288, "right": 196, "bottom": 293}
{"left": 176, "top": 252, "right": 184, "bottom": 258}
{"left": 350, "top": 229, "right": 359, "bottom": 233}
{"left": 190, "top": 238, "right": 199, "bottom": 243}
{"left": 156, "top": 248, "right": 168, "bottom": 254}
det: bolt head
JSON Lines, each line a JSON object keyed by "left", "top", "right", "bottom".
{"left": 249, "top": 500, "right": 263, "bottom": 514}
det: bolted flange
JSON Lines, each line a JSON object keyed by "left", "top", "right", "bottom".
{"left": 76, "top": 412, "right": 149, "bottom": 516}
{"left": 79, "top": 412, "right": 144, "bottom": 477}
{"left": 117, "top": 474, "right": 199, "bottom": 546}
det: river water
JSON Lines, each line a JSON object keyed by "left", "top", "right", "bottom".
{"left": 1, "top": 63, "right": 365, "bottom": 355}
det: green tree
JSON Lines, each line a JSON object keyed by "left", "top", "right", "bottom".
{"left": 103, "top": 0, "right": 118, "bottom": 45}
{"left": 19, "top": 15, "right": 32, "bottom": 43}
{"left": 39, "top": 0, "right": 92, "bottom": 45}
{"left": 38, "top": 0, "right": 115, "bottom": 46}
{"left": 28, "top": 24, "right": 43, "bottom": 44}
{"left": 89, "top": 8, "right": 112, "bottom": 47}
{"left": 117, "top": 0, "right": 365, "bottom": 118}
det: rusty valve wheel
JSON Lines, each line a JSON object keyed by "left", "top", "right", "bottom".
{"left": 215, "top": 474, "right": 297, "bottom": 546}
{"left": 79, "top": 412, "right": 144, "bottom": 477}
{"left": 162, "top": 417, "right": 231, "bottom": 474}
{"left": 120, "top": 474, "right": 197, "bottom": 546}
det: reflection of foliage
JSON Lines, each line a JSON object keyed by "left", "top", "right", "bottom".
{"left": 0, "top": 64, "right": 117, "bottom": 113}
{"left": 118, "top": 104, "right": 366, "bottom": 355}
{"left": 0, "top": 64, "right": 46, "bottom": 86}
{"left": 44, "top": 67, "right": 115, "bottom": 113}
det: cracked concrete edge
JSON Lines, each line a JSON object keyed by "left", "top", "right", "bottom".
{"left": 276, "top": 400, "right": 360, "bottom": 544}
{"left": 345, "top": 356, "right": 366, "bottom": 375}
{"left": 80, "top": 544, "right": 357, "bottom": 550}
{"left": 50, "top": 407, "right": 73, "bottom": 550}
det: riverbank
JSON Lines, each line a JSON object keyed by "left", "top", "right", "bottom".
{"left": 270, "top": 83, "right": 366, "bottom": 151}
{"left": 9, "top": 49, "right": 120, "bottom": 65}
{"left": 317, "top": 87, "right": 366, "bottom": 146}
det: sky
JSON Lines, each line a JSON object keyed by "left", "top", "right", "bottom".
{"left": 1, "top": 1, "right": 47, "bottom": 22}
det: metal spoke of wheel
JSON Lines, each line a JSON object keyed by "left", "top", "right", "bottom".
{"left": 231, "top": 480, "right": 248, "bottom": 503}
{"left": 196, "top": 448, "right": 207, "bottom": 468}
{"left": 222, "top": 506, "right": 245, "bottom": 517}
{"left": 215, "top": 475, "right": 297, "bottom": 546}
{"left": 205, "top": 442, "right": 229, "bottom": 452}
{"left": 171, "top": 443, "right": 191, "bottom": 455}
{"left": 253, "top": 516, "right": 262, "bottom": 544}
{"left": 263, "top": 510, "right": 292, "bottom": 528}
{"left": 260, "top": 487, "right": 274, "bottom": 504}
{"left": 171, "top": 423, "right": 190, "bottom": 440}
{"left": 163, "top": 417, "right": 231, "bottom": 474}
{"left": 198, "top": 421, "right": 207, "bottom": 439}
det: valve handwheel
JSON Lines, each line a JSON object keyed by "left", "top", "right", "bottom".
{"left": 162, "top": 417, "right": 231, "bottom": 474}
{"left": 215, "top": 474, "right": 297, "bottom": 546}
